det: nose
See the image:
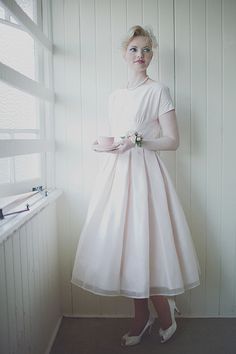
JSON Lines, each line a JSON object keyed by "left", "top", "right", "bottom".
{"left": 137, "top": 49, "right": 144, "bottom": 58}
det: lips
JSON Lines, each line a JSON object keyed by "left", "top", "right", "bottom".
{"left": 135, "top": 59, "right": 145, "bottom": 64}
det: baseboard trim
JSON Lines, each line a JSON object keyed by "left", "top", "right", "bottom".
{"left": 63, "top": 313, "right": 236, "bottom": 319}
{"left": 44, "top": 316, "right": 63, "bottom": 354}
{"left": 62, "top": 313, "right": 135, "bottom": 318}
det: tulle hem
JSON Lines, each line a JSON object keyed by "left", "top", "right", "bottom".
{"left": 71, "top": 278, "right": 200, "bottom": 299}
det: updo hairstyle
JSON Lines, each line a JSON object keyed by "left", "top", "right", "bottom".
{"left": 121, "top": 25, "right": 158, "bottom": 52}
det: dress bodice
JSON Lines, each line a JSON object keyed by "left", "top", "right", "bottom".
{"left": 108, "top": 80, "right": 174, "bottom": 140}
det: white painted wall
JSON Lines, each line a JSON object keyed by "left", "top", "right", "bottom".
{"left": 52, "top": 0, "right": 236, "bottom": 317}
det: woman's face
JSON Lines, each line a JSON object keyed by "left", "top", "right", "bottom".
{"left": 124, "top": 36, "right": 153, "bottom": 73}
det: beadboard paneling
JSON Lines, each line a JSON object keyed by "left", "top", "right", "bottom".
{"left": 205, "top": 0, "right": 222, "bottom": 316}
{"left": 0, "top": 203, "right": 61, "bottom": 354}
{"left": 174, "top": 0, "right": 192, "bottom": 315}
{"left": 189, "top": 0, "right": 207, "bottom": 316}
{"left": 52, "top": 0, "right": 236, "bottom": 317}
{"left": 220, "top": 0, "right": 236, "bottom": 315}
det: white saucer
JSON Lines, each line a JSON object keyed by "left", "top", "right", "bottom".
{"left": 94, "top": 142, "right": 120, "bottom": 152}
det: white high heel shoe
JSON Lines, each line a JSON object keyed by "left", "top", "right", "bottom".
{"left": 159, "top": 297, "right": 181, "bottom": 343}
{"left": 121, "top": 313, "right": 155, "bottom": 346}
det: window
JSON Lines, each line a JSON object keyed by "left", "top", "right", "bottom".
{"left": 0, "top": 0, "right": 54, "bottom": 198}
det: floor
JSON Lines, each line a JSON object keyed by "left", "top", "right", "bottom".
{"left": 50, "top": 317, "right": 236, "bottom": 354}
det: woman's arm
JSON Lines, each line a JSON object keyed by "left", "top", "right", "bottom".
{"left": 92, "top": 110, "right": 179, "bottom": 154}
{"left": 142, "top": 109, "right": 179, "bottom": 151}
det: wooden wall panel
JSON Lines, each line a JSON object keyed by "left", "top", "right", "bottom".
{"left": 111, "top": 0, "right": 127, "bottom": 90}
{"left": 142, "top": 0, "right": 159, "bottom": 79}
{"left": 220, "top": 0, "right": 236, "bottom": 315}
{"left": 0, "top": 203, "right": 61, "bottom": 354}
{"left": 95, "top": 0, "right": 112, "bottom": 139}
{"left": 127, "top": 0, "right": 143, "bottom": 28}
{"left": 12, "top": 231, "right": 25, "bottom": 353}
{"left": 0, "top": 244, "right": 9, "bottom": 353}
{"left": 52, "top": 0, "right": 236, "bottom": 317}
{"left": 52, "top": 0, "right": 73, "bottom": 318}
{"left": 20, "top": 224, "right": 32, "bottom": 353}
{"left": 5, "top": 237, "right": 18, "bottom": 353}
{"left": 175, "top": 0, "right": 192, "bottom": 315}
{"left": 158, "top": 0, "right": 176, "bottom": 183}
{"left": 205, "top": 0, "right": 222, "bottom": 316}
{"left": 189, "top": 0, "right": 207, "bottom": 316}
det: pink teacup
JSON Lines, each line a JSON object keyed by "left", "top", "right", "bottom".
{"left": 98, "top": 136, "right": 114, "bottom": 146}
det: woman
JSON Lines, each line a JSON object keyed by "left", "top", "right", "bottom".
{"left": 71, "top": 25, "right": 200, "bottom": 346}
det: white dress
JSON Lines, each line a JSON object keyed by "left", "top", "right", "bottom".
{"left": 71, "top": 80, "right": 201, "bottom": 298}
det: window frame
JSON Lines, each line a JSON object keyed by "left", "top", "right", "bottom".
{"left": 0, "top": 0, "right": 54, "bottom": 198}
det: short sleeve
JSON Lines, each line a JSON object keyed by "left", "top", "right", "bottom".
{"left": 158, "top": 86, "right": 175, "bottom": 117}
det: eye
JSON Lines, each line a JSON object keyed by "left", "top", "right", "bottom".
{"left": 129, "top": 47, "right": 137, "bottom": 52}
{"left": 143, "top": 47, "right": 151, "bottom": 53}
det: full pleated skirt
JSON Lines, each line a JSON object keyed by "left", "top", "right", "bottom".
{"left": 71, "top": 148, "right": 201, "bottom": 298}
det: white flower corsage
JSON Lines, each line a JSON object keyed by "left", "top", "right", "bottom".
{"left": 120, "top": 130, "right": 143, "bottom": 147}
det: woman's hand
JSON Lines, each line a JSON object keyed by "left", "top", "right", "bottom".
{"left": 92, "top": 138, "right": 135, "bottom": 154}
{"left": 91, "top": 138, "right": 130, "bottom": 153}
{"left": 91, "top": 140, "right": 99, "bottom": 151}
{"left": 110, "top": 138, "right": 135, "bottom": 154}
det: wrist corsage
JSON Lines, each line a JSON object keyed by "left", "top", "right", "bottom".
{"left": 121, "top": 130, "right": 143, "bottom": 147}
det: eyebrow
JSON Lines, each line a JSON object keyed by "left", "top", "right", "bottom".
{"left": 129, "top": 45, "right": 151, "bottom": 48}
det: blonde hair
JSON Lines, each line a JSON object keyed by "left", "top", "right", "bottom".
{"left": 121, "top": 25, "right": 158, "bottom": 51}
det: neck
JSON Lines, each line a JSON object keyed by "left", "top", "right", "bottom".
{"left": 127, "top": 71, "right": 148, "bottom": 87}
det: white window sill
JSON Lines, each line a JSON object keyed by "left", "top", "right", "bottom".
{"left": 0, "top": 189, "right": 63, "bottom": 244}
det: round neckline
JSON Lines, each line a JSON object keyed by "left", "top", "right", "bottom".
{"left": 123, "top": 78, "right": 156, "bottom": 91}
{"left": 126, "top": 76, "right": 149, "bottom": 90}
